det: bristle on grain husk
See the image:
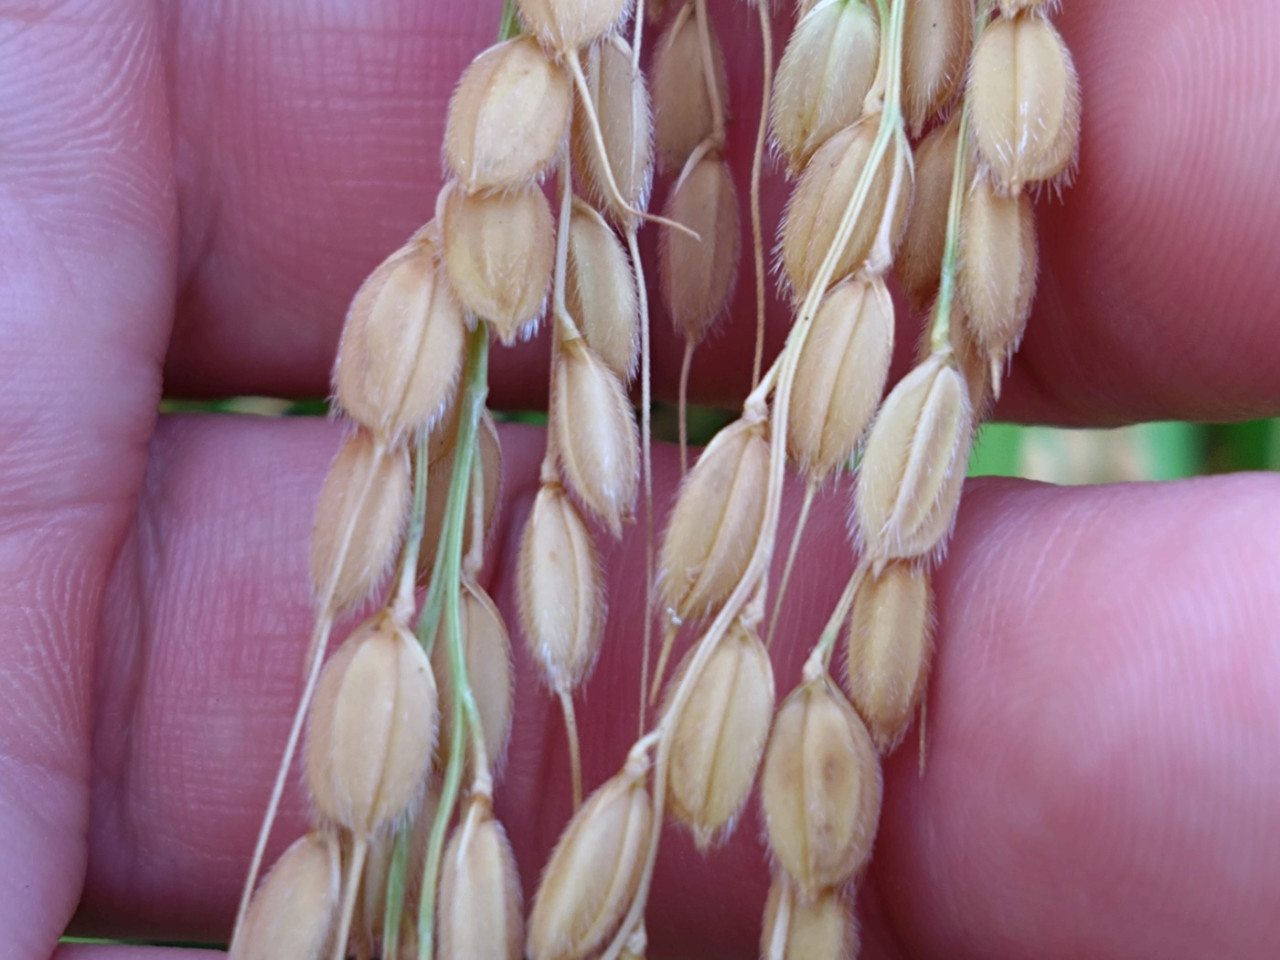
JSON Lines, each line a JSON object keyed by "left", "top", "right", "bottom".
{"left": 526, "top": 757, "right": 654, "bottom": 960}
{"left": 787, "top": 277, "right": 895, "bottom": 485}
{"left": 311, "top": 429, "right": 411, "bottom": 612}
{"left": 445, "top": 36, "right": 572, "bottom": 193}
{"left": 517, "top": 482, "right": 605, "bottom": 691}
{"left": 439, "top": 180, "right": 555, "bottom": 343}
{"left": 664, "top": 619, "right": 775, "bottom": 848}
{"left": 771, "top": 0, "right": 879, "bottom": 175}
{"left": 230, "top": 830, "right": 340, "bottom": 960}
{"left": 968, "top": 12, "right": 1081, "bottom": 193}
{"left": 306, "top": 614, "right": 438, "bottom": 836}
{"left": 658, "top": 416, "right": 770, "bottom": 623}
{"left": 760, "top": 676, "right": 883, "bottom": 897}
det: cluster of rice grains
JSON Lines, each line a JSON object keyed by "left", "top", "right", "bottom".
{"left": 231, "top": 0, "right": 1080, "bottom": 957}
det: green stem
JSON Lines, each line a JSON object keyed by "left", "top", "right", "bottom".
{"left": 498, "top": 0, "right": 521, "bottom": 41}
{"left": 416, "top": 324, "right": 490, "bottom": 960}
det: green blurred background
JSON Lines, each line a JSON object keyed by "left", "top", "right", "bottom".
{"left": 158, "top": 397, "right": 1280, "bottom": 482}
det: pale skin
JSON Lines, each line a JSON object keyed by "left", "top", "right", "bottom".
{"left": 3, "top": 1, "right": 1279, "bottom": 958}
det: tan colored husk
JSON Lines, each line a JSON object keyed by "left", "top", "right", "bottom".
{"left": 854, "top": 353, "right": 973, "bottom": 564}
{"left": 781, "top": 121, "right": 909, "bottom": 297}
{"left": 760, "top": 872, "right": 857, "bottom": 960}
{"left": 230, "top": 829, "right": 341, "bottom": 960}
{"left": 517, "top": 481, "right": 605, "bottom": 690}
{"left": 897, "top": 115, "right": 960, "bottom": 308}
{"left": 444, "top": 36, "right": 572, "bottom": 193}
{"left": 760, "top": 676, "right": 883, "bottom": 897}
{"left": 658, "top": 154, "right": 741, "bottom": 346}
{"left": 651, "top": 0, "right": 728, "bottom": 173}
{"left": 311, "top": 429, "right": 410, "bottom": 612}
{"left": 771, "top": 0, "right": 880, "bottom": 175}
{"left": 432, "top": 579, "right": 514, "bottom": 771}
{"left": 664, "top": 619, "right": 775, "bottom": 848}
{"left": 526, "top": 758, "right": 654, "bottom": 960}
{"left": 574, "top": 37, "right": 654, "bottom": 225}
{"left": 352, "top": 829, "right": 393, "bottom": 959}
{"left": 902, "top": 0, "right": 972, "bottom": 136}
{"left": 439, "top": 180, "right": 555, "bottom": 343}
{"left": 517, "top": 0, "right": 629, "bottom": 54}
{"left": 846, "top": 560, "right": 933, "bottom": 752}
{"left": 552, "top": 336, "right": 640, "bottom": 537}
{"left": 306, "top": 614, "right": 438, "bottom": 836}
{"left": 658, "top": 415, "right": 770, "bottom": 623}
{"left": 958, "top": 173, "right": 1038, "bottom": 375}
{"left": 566, "top": 199, "right": 640, "bottom": 381}
{"left": 438, "top": 795, "right": 523, "bottom": 960}
{"left": 968, "top": 13, "right": 1081, "bottom": 193}
{"left": 418, "top": 410, "right": 502, "bottom": 585}
{"left": 998, "top": 0, "right": 1058, "bottom": 16}
{"left": 787, "top": 277, "right": 895, "bottom": 485}
{"left": 333, "top": 233, "right": 466, "bottom": 443}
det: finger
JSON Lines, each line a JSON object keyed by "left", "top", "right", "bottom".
{"left": 78, "top": 417, "right": 1280, "bottom": 959}
{"left": 55, "top": 948, "right": 220, "bottom": 960}
{"left": 162, "top": 0, "right": 1280, "bottom": 424}
{"left": 0, "top": 1, "right": 174, "bottom": 957}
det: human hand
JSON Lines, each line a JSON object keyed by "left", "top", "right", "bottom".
{"left": 3, "top": 2, "right": 1279, "bottom": 959}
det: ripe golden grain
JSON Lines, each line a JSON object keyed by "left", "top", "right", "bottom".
{"left": 658, "top": 155, "right": 741, "bottom": 346}
{"left": 969, "top": 12, "right": 1081, "bottom": 193}
{"left": 787, "top": 276, "right": 895, "bottom": 485}
{"left": 760, "top": 872, "right": 857, "bottom": 960}
{"left": 760, "top": 676, "right": 883, "bottom": 897}
{"left": 333, "top": 234, "right": 466, "bottom": 444}
{"left": 306, "top": 614, "right": 438, "bottom": 836}
{"left": 574, "top": 37, "right": 654, "bottom": 225}
{"left": 896, "top": 115, "right": 960, "bottom": 308}
{"left": 846, "top": 559, "right": 933, "bottom": 752}
{"left": 230, "top": 830, "right": 340, "bottom": 960}
{"left": 781, "top": 121, "right": 907, "bottom": 297}
{"left": 311, "top": 429, "right": 410, "bottom": 612}
{"left": 552, "top": 336, "right": 640, "bottom": 537}
{"left": 664, "top": 619, "right": 775, "bottom": 848}
{"left": 855, "top": 353, "right": 972, "bottom": 564}
{"left": 439, "top": 180, "right": 555, "bottom": 343}
{"left": 566, "top": 199, "right": 640, "bottom": 382}
{"left": 438, "top": 796, "right": 523, "bottom": 960}
{"left": 445, "top": 36, "right": 572, "bottom": 193}
{"left": 517, "top": 481, "right": 605, "bottom": 690}
{"left": 958, "top": 173, "right": 1038, "bottom": 377}
{"left": 517, "top": 0, "right": 630, "bottom": 54}
{"left": 658, "top": 415, "right": 769, "bottom": 623}
{"left": 772, "top": 0, "right": 879, "bottom": 175}
{"left": 526, "top": 759, "right": 654, "bottom": 960}
{"left": 901, "top": 0, "right": 972, "bottom": 136}
{"left": 652, "top": 0, "right": 728, "bottom": 173}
